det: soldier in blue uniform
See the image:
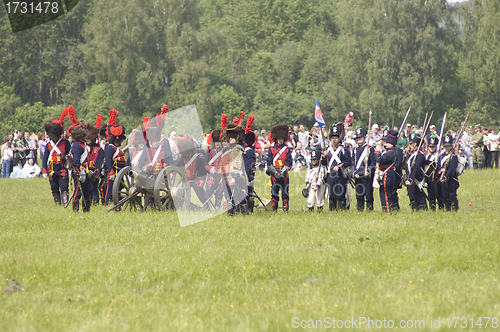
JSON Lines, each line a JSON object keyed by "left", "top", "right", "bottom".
{"left": 436, "top": 134, "right": 460, "bottom": 211}
{"left": 351, "top": 127, "right": 376, "bottom": 211}
{"left": 42, "top": 107, "right": 71, "bottom": 206}
{"left": 404, "top": 133, "right": 427, "bottom": 211}
{"left": 243, "top": 115, "right": 257, "bottom": 213}
{"left": 375, "top": 130, "right": 399, "bottom": 213}
{"left": 266, "top": 124, "right": 292, "bottom": 212}
{"left": 324, "top": 123, "right": 351, "bottom": 211}
{"left": 68, "top": 108, "right": 92, "bottom": 212}
{"left": 424, "top": 135, "right": 440, "bottom": 210}
{"left": 86, "top": 114, "right": 105, "bottom": 205}
{"left": 104, "top": 109, "right": 127, "bottom": 205}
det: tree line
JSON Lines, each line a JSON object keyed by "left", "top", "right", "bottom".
{"left": 0, "top": 0, "right": 498, "bottom": 137}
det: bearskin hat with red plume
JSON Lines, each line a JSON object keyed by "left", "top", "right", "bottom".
{"left": 105, "top": 109, "right": 126, "bottom": 141}
{"left": 176, "top": 135, "right": 196, "bottom": 157}
{"left": 222, "top": 112, "right": 245, "bottom": 143}
{"left": 45, "top": 106, "right": 69, "bottom": 137}
{"left": 87, "top": 114, "right": 103, "bottom": 143}
{"left": 271, "top": 124, "right": 288, "bottom": 143}
{"left": 143, "top": 104, "right": 169, "bottom": 143}
{"left": 130, "top": 128, "right": 145, "bottom": 148}
{"left": 67, "top": 106, "right": 89, "bottom": 142}
{"left": 244, "top": 115, "right": 256, "bottom": 147}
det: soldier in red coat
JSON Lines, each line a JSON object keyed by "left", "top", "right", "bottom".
{"left": 266, "top": 124, "right": 292, "bottom": 212}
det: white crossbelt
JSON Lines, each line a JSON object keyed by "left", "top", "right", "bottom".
{"left": 328, "top": 145, "right": 342, "bottom": 170}
{"left": 48, "top": 138, "right": 63, "bottom": 160}
{"left": 356, "top": 146, "right": 367, "bottom": 171}
{"left": 272, "top": 146, "right": 288, "bottom": 165}
{"left": 131, "top": 150, "right": 143, "bottom": 167}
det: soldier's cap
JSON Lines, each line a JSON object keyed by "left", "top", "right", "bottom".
{"left": 430, "top": 125, "right": 436, "bottom": 129}
{"left": 372, "top": 124, "right": 379, "bottom": 129}
{"left": 474, "top": 124, "right": 481, "bottom": 129}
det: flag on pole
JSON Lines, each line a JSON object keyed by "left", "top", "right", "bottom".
{"left": 314, "top": 99, "right": 325, "bottom": 128}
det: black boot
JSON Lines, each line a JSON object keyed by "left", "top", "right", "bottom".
{"left": 93, "top": 195, "right": 99, "bottom": 206}
{"left": 473, "top": 163, "right": 478, "bottom": 170}
{"left": 83, "top": 198, "right": 91, "bottom": 213}
{"left": 227, "top": 206, "right": 234, "bottom": 216}
{"left": 73, "top": 200, "right": 79, "bottom": 212}
{"left": 356, "top": 199, "right": 364, "bottom": 211}
{"left": 317, "top": 206, "right": 323, "bottom": 213}
{"left": 283, "top": 200, "right": 289, "bottom": 213}
{"left": 411, "top": 202, "right": 418, "bottom": 212}
{"left": 452, "top": 200, "right": 459, "bottom": 211}
{"left": 429, "top": 202, "right": 436, "bottom": 211}
{"left": 329, "top": 199, "right": 337, "bottom": 211}
{"left": 418, "top": 204, "right": 428, "bottom": 211}
{"left": 445, "top": 200, "right": 452, "bottom": 211}
{"left": 438, "top": 200, "right": 444, "bottom": 210}
{"left": 101, "top": 197, "right": 106, "bottom": 205}
{"left": 309, "top": 207, "right": 314, "bottom": 212}
{"left": 62, "top": 191, "right": 69, "bottom": 206}
{"left": 272, "top": 199, "right": 278, "bottom": 212}
{"left": 339, "top": 199, "right": 347, "bottom": 211}
{"left": 53, "top": 192, "right": 61, "bottom": 206}
{"left": 248, "top": 200, "right": 254, "bottom": 213}
{"left": 240, "top": 204, "right": 249, "bottom": 215}
{"left": 366, "top": 201, "right": 374, "bottom": 211}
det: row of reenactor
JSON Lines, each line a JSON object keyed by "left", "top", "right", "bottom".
{"left": 302, "top": 124, "right": 461, "bottom": 213}
{"left": 42, "top": 106, "right": 126, "bottom": 212}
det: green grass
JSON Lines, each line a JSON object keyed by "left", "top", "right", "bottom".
{"left": 0, "top": 169, "right": 499, "bottom": 331}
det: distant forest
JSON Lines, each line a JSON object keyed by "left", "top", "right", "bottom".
{"left": 1, "top": 0, "right": 498, "bottom": 136}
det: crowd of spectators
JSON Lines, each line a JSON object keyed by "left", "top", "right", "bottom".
{"left": 1, "top": 130, "right": 45, "bottom": 178}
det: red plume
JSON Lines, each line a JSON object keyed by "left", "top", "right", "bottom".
{"left": 221, "top": 114, "right": 227, "bottom": 130}
{"left": 245, "top": 115, "right": 254, "bottom": 134}
{"left": 108, "top": 109, "right": 118, "bottom": 126}
{"left": 237, "top": 111, "right": 245, "bottom": 127}
{"left": 343, "top": 112, "right": 354, "bottom": 131}
{"left": 142, "top": 117, "right": 150, "bottom": 141}
{"left": 207, "top": 130, "right": 214, "bottom": 145}
{"left": 161, "top": 104, "right": 169, "bottom": 115}
{"left": 68, "top": 105, "right": 77, "bottom": 125}
{"left": 232, "top": 117, "right": 239, "bottom": 124}
{"left": 58, "top": 107, "right": 68, "bottom": 124}
{"left": 220, "top": 114, "right": 228, "bottom": 140}
{"left": 95, "top": 114, "right": 102, "bottom": 128}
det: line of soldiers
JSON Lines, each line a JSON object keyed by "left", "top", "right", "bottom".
{"left": 302, "top": 123, "right": 461, "bottom": 213}
{"left": 42, "top": 106, "right": 126, "bottom": 212}
{"left": 42, "top": 106, "right": 262, "bottom": 215}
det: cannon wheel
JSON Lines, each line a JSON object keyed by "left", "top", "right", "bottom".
{"left": 154, "top": 166, "right": 191, "bottom": 211}
{"left": 112, "top": 166, "right": 146, "bottom": 211}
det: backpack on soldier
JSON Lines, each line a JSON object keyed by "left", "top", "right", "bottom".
{"left": 456, "top": 155, "right": 466, "bottom": 176}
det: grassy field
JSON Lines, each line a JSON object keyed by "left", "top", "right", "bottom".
{"left": 0, "top": 169, "right": 499, "bottom": 331}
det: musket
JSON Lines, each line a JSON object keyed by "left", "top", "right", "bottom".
{"left": 410, "top": 111, "right": 433, "bottom": 170}
{"left": 403, "top": 111, "right": 427, "bottom": 172}
{"left": 406, "top": 111, "right": 433, "bottom": 189}
{"left": 249, "top": 189, "right": 269, "bottom": 211}
{"left": 440, "top": 113, "right": 469, "bottom": 182}
{"left": 437, "top": 112, "right": 447, "bottom": 154}
{"left": 398, "top": 106, "right": 412, "bottom": 134}
{"left": 364, "top": 109, "right": 372, "bottom": 176}
{"left": 64, "top": 154, "right": 80, "bottom": 208}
